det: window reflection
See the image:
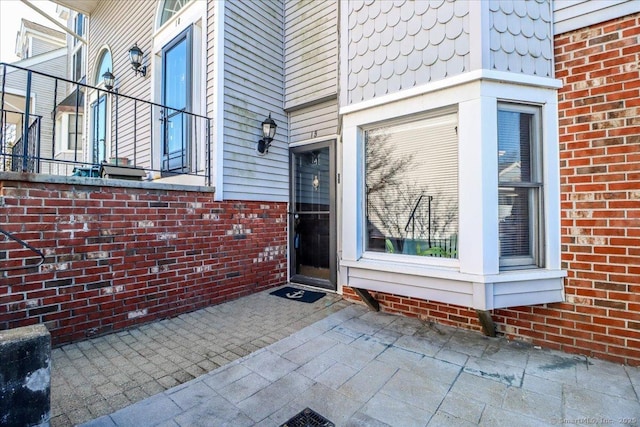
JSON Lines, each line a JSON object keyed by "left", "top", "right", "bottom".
{"left": 365, "top": 113, "right": 459, "bottom": 258}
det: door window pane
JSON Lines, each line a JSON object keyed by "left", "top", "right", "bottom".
{"left": 295, "top": 148, "right": 330, "bottom": 212}
{"left": 365, "top": 112, "right": 459, "bottom": 258}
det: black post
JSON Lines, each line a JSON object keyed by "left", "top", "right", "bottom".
{"left": 1, "top": 64, "right": 7, "bottom": 166}
{"left": 206, "top": 118, "right": 211, "bottom": 186}
{"left": 427, "top": 195, "right": 433, "bottom": 247}
{"left": 51, "top": 79, "right": 58, "bottom": 161}
{"left": 114, "top": 88, "right": 118, "bottom": 164}
{"left": 35, "top": 117, "right": 41, "bottom": 173}
{"left": 21, "top": 70, "right": 32, "bottom": 172}
{"left": 133, "top": 99, "right": 137, "bottom": 167}
{"left": 74, "top": 84, "right": 81, "bottom": 163}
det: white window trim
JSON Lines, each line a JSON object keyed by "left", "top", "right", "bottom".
{"left": 55, "top": 112, "right": 83, "bottom": 154}
{"left": 497, "top": 102, "right": 544, "bottom": 270}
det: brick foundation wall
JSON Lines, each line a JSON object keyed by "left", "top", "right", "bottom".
{"left": 0, "top": 175, "right": 287, "bottom": 346}
{"left": 345, "top": 13, "right": 640, "bottom": 366}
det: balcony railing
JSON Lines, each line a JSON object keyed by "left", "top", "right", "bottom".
{"left": 5, "top": 111, "right": 41, "bottom": 173}
{"left": 0, "top": 62, "right": 211, "bottom": 185}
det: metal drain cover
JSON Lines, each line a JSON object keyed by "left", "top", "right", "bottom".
{"left": 281, "top": 407, "right": 335, "bottom": 427}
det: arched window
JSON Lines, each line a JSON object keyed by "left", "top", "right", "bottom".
{"left": 159, "top": 0, "right": 191, "bottom": 27}
{"left": 94, "top": 49, "right": 112, "bottom": 86}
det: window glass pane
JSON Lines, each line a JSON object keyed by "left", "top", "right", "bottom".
{"left": 499, "top": 187, "right": 531, "bottom": 257}
{"left": 160, "top": 0, "right": 189, "bottom": 26}
{"left": 295, "top": 148, "right": 330, "bottom": 212}
{"left": 67, "top": 114, "right": 82, "bottom": 151}
{"left": 365, "top": 113, "right": 458, "bottom": 258}
{"left": 94, "top": 50, "right": 112, "bottom": 86}
{"left": 73, "top": 50, "right": 82, "bottom": 81}
{"left": 73, "top": 14, "right": 84, "bottom": 46}
{"left": 497, "top": 106, "right": 541, "bottom": 267}
{"left": 498, "top": 110, "right": 532, "bottom": 183}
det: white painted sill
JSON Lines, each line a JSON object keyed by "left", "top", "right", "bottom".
{"left": 341, "top": 257, "right": 566, "bottom": 284}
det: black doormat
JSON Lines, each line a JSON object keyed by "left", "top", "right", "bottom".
{"left": 270, "top": 286, "right": 326, "bottom": 304}
{"left": 281, "top": 407, "right": 335, "bottom": 427}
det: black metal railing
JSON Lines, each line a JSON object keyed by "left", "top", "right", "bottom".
{"left": 0, "top": 62, "right": 212, "bottom": 184}
{"left": 0, "top": 227, "right": 45, "bottom": 273}
{"left": 10, "top": 113, "right": 41, "bottom": 172}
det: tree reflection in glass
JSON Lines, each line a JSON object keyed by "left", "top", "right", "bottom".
{"left": 365, "top": 113, "right": 459, "bottom": 258}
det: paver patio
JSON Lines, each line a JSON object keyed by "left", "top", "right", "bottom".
{"left": 50, "top": 285, "right": 640, "bottom": 426}
{"left": 50, "top": 287, "right": 349, "bottom": 426}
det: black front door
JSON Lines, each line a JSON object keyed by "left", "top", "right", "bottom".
{"left": 290, "top": 141, "right": 336, "bottom": 290}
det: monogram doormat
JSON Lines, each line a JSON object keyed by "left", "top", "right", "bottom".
{"left": 270, "top": 286, "right": 326, "bottom": 304}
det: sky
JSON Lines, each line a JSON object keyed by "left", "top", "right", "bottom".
{"left": 0, "top": 0, "right": 64, "bottom": 63}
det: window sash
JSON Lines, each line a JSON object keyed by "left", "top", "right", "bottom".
{"left": 67, "top": 114, "right": 82, "bottom": 151}
{"left": 497, "top": 104, "right": 543, "bottom": 269}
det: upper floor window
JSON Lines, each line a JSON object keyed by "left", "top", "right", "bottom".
{"left": 498, "top": 104, "right": 544, "bottom": 269}
{"left": 160, "top": 0, "right": 191, "bottom": 27}
{"left": 365, "top": 111, "right": 459, "bottom": 258}
{"left": 71, "top": 13, "right": 85, "bottom": 82}
{"left": 73, "top": 14, "right": 84, "bottom": 47}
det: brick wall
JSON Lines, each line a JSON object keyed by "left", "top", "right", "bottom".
{"left": 346, "top": 13, "right": 640, "bottom": 366}
{"left": 0, "top": 175, "right": 287, "bottom": 346}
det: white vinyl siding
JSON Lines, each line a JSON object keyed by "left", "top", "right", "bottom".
{"left": 31, "top": 38, "right": 63, "bottom": 57}
{"left": 289, "top": 100, "right": 339, "bottom": 145}
{"left": 222, "top": 0, "right": 287, "bottom": 201}
{"left": 553, "top": 0, "right": 639, "bottom": 35}
{"left": 284, "top": 0, "right": 338, "bottom": 110}
{"left": 87, "top": 0, "right": 155, "bottom": 169}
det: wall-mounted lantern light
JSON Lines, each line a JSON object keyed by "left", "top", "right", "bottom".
{"left": 256, "top": 113, "right": 277, "bottom": 155}
{"left": 102, "top": 69, "right": 115, "bottom": 90}
{"left": 128, "top": 43, "right": 147, "bottom": 77}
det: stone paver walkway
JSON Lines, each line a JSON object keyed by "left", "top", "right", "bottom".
{"left": 81, "top": 303, "right": 640, "bottom": 426}
{"left": 50, "top": 286, "right": 349, "bottom": 426}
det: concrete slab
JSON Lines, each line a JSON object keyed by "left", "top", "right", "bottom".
{"left": 338, "top": 359, "right": 398, "bottom": 402}
{"left": 361, "top": 392, "right": 433, "bottom": 427}
{"left": 236, "top": 372, "right": 315, "bottom": 423}
{"left": 243, "top": 349, "right": 300, "bottom": 382}
{"left": 380, "top": 368, "right": 451, "bottom": 412}
{"left": 437, "top": 391, "right": 485, "bottom": 424}
{"left": 219, "top": 371, "right": 271, "bottom": 404}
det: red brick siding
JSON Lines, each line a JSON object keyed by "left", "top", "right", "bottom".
{"left": 0, "top": 177, "right": 287, "bottom": 346}
{"left": 346, "top": 13, "right": 640, "bottom": 366}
